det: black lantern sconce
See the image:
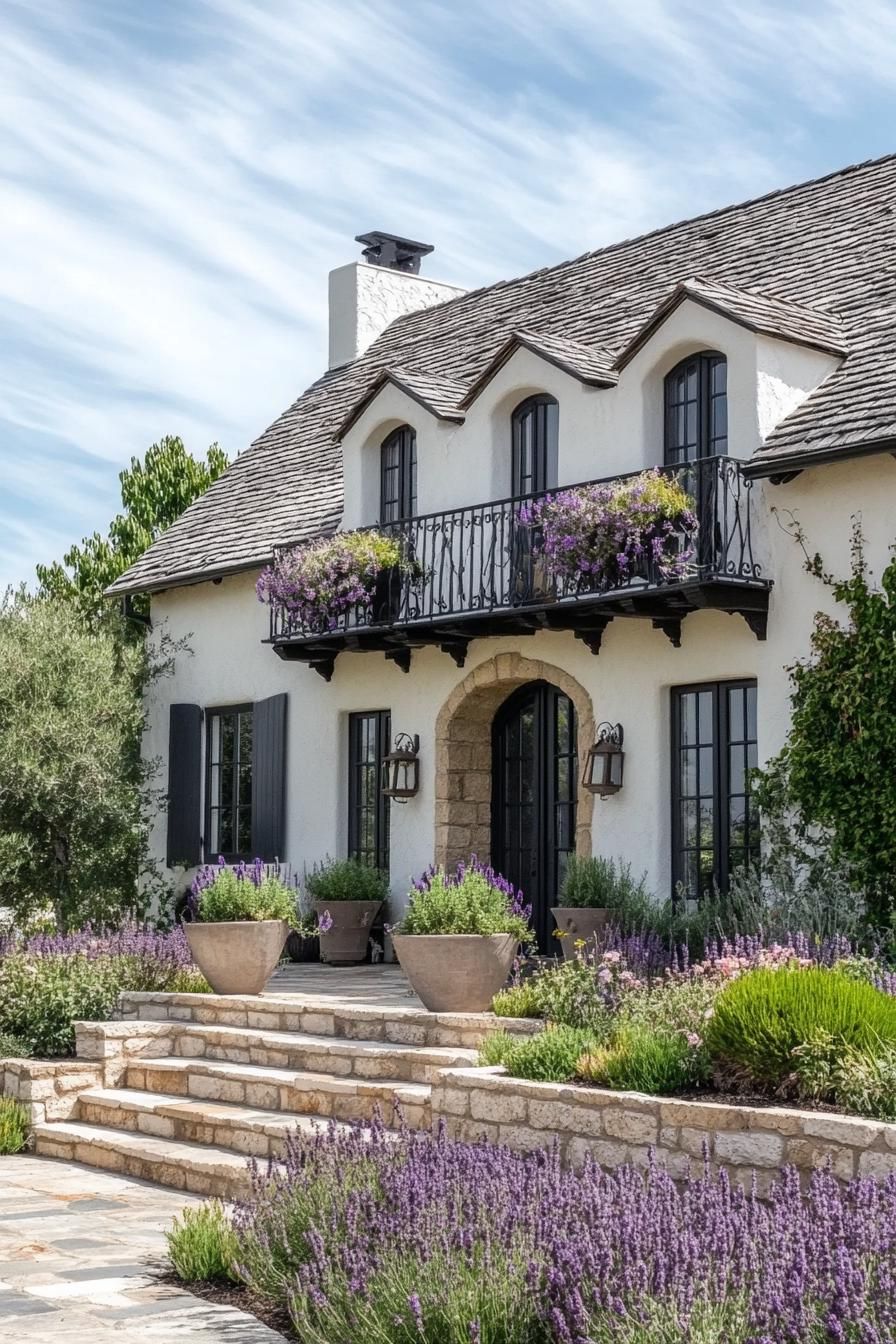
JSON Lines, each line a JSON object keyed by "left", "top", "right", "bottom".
{"left": 381, "top": 733, "right": 420, "bottom": 802}
{"left": 582, "top": 722, "right": 625, "bottom": 797}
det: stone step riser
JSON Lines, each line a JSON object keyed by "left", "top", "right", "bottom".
{"left": 166, "top": 1027, "right": 476, "bottom": 1085}
{"left": 31, "top": 1127, "right": 251, "bottom": 1200}
{"left": 125, "top": 1063, "right": 431, "bottom": 1131}
{"left": 74, "top": 1097, "right": 329, "bottom": 1161}
{"left": 118, "top": 992, "right": 540, "bottom": 1050}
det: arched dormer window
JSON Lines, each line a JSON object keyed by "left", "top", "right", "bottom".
{"left": 380, "top": 425, "right": 417, "bottom": 522}
{"left": 664, "top": 352, "right": 727, "bottom": 465}
{"left": 512, "top": 395, "right": 559, "bottom": 497}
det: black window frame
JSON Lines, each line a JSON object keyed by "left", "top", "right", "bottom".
{"left": 511, "top": 395, "right": 559, "bottom": 497}
{"left": 379, "top": 425, "right": 417, "bottom": 523}
{"left": 205, "top": 702, "right": 254, "bottom": 863}
{"left": 664, "top": 351, "right": 728, "bottom": 465}
{"left": 348, "top": 710, "right": 391, "bottom": 873}
{"left": 670, "top": 679, "right": 758, "bottom": 900}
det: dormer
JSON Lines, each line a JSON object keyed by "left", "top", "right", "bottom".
{"left": 614, "top": 277, "right": 847, "bottom": 461}
{"left": 336, "top": 367, "right": 465, "bottom": 529}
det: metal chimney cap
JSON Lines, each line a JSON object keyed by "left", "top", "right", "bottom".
{"left": 355, "top": 231, "right": 435, "bottom": 274}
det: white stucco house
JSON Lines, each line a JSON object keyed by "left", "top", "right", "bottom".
{"left": 110, "top": 158, "right": 896, "bottom": 951}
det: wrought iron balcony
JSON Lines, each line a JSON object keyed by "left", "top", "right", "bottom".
{"left": 268, "top": 456, "right": 770, "bottom": 679}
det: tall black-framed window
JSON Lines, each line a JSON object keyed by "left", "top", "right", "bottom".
{"left": 671, "top": 680, "right": 758, "bottom": 900}
{"left": 206, "top": 704, "right": 253, "bottom": 861}
{"left": 664, "top": 352, "right": 727, "bottom": 465}
{"left": 511, "top": 395, "right": 558, "bottom": 497}
{"left": 348, "top": 710, "right": 391, "bottom": 872}
{"left": 380, "top": 426, "right": 417, "bottom": 523}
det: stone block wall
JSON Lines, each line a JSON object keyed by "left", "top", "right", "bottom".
{"left": 433, "top": 1067, "right": 896, "bottom": 1190}
{"left": 1, "top": 1059, "right": 103, "bottom": 1124}
{"left": 116, "top": 991, "right": 541, "bottom": 1049}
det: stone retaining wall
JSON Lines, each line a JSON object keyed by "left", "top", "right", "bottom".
{"left": 433, "top": 1066, "right": 896, "bottom": 1190}
{"left": 2, "top": 1059, "right": 104, "bottom": 1124}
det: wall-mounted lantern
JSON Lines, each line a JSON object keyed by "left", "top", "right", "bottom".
{"left": 582, "top": 722, "right": 625, "bottom": 796}
{"left": 381, "top": 733, "right": 420, "bottom": 801}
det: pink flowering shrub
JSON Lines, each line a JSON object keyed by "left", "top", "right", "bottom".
{"left": 520, "top": 466, "right": 698, "bottom": 592}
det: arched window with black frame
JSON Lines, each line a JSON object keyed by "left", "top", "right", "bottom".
{"left": 379, "top": 425, "right": 417, "bottom": 523}
{"left": 511, "top": 395, "right": 559, "bottom": 497}
{"left": 664, "top": 352, "right": 727, "bottom": 465}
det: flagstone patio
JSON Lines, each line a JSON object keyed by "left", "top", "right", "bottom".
{"left": 0, "top": 1154, "right": 286, "bottom": 1341}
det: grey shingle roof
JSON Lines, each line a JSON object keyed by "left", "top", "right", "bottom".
{"left": 458, "top": 329, "right": 617, "bottom": 409}
{"left": 110, "top": 153, "right": 896, "bottom": 596}
{"left": 335, "top": 366, "right": 466, "bottom": 441}
{"left": 615, "top": 276, "right": 848, "bottom": 367}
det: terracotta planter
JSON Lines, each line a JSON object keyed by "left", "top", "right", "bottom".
{"left": 392, "top": 932, "right": 517, "bottom": 1013}
{"left": 551, "top": 906, "right": 609, "bottom": 959}
{"left": 315, "top": 900, "right": 382, "bottom": 965}
{"left": 185, "top": 919, "right": 289, "bottom": 995}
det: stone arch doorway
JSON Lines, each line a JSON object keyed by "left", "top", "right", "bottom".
{"left": 434, "top": 653, "right": 595, "bottom": 944}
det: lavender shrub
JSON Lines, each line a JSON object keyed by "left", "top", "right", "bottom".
{"left": 0, "top": 924, "right": 206, "bottom": 1056}
{"left": 230, "top": 1120, "right": 896, "bottom": 1343}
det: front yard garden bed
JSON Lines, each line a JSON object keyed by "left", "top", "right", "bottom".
{"left": 166, "top": 1116, "right": 896, "bottom": 1343}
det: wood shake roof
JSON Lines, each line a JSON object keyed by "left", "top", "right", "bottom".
{"left": 110, "top": 153, "right": 896, "bottom": 596}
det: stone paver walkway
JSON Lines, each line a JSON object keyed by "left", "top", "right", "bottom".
{"left": 0, "top": 1156, "right": 285, "bottom": 1342}
{"left": 266, "top": 959, "right": 421, "bottom": 1006}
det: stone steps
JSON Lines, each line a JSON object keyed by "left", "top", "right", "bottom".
{"left": 142, "top": 1020, "right": 479, "bottom": 1085}
{"left": 75, "top": 1086, "right": 353, "bottom": 1158}
{"left": 31, "top": 1120, "right": 257, "bottom": 1198}
{"left": 125, "top": 1055, "right": 432, "bottom": 1129}
{"left": 22, "top": 990, "right": 542, "bottom": 1197}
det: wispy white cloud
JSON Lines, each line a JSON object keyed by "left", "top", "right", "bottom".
{"left": 0, "top": 0, "right": 894, "bottom": 587}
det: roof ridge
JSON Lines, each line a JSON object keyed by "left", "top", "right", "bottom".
{"left": 383, "top": 152, "right": 896, "bottom": 335}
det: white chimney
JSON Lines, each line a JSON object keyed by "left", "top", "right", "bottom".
{"left": 328, "top": 231, "right": 466, "bottom": 369}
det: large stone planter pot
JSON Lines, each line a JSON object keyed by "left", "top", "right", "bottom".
{"left": 551, "top": 907, "right": 609, "bottom": 959}
{"left": 184, "top": 920, "right": 289, "bottom": 995}
{"left": 315, "top": 900, "right": 382, "bottom": 966}
{"left": 392, "top": 932, "right": 517, "bottom": 1013}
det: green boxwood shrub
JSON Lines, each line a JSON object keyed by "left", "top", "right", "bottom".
{"left": 705, "top": 966, "right": 896, "bottom": 1088}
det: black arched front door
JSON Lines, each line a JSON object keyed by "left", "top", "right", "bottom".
{"left": 492, "top": 681, "right": 578, "bottom": 952}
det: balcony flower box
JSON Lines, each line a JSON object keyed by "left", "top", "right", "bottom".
{"left": 257, "top": 530, "right": 418, "bottom": 634}
{"left": 520, "top": 467, "right": 698, "bottom": 593}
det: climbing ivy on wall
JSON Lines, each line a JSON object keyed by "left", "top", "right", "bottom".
{"left": 755, "top": 515, "right": 896, "bottom": 929}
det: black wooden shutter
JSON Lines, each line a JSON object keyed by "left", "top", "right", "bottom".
{"left": 251, "top": 693, "right": 288, "bottom": 861}
{"left": 166, "top": 703, "right": 202, "bottom": 867}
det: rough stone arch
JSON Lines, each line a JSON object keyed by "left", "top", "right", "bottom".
{"left": 434, "top": 652, "right": 595, "bottom": 871}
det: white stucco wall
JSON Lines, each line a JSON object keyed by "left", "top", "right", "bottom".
{"left": 146, "top": 451, "right": 896, "bottom": 918}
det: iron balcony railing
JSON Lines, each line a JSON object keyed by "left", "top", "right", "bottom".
{"left": 269, "top": 456, "right": 765, "bottom": 644}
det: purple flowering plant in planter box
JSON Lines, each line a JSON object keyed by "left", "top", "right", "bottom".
{"left": 519, "top": 467, "right": 698, "bottom": 593}
{"left": 256, "top": 529, "right": 420, "bottom": 634}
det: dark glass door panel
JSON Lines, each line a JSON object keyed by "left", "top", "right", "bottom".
{"left": 492, "top": 681, "right": 577, "bottom": 952}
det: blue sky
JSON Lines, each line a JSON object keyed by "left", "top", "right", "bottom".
{"left": 2, "top": 0, "right": 895, "bottom": 589}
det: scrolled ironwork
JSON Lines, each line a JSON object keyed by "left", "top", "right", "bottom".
{"left": 269, "top": 455, "right": 765, "bottom": 643}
